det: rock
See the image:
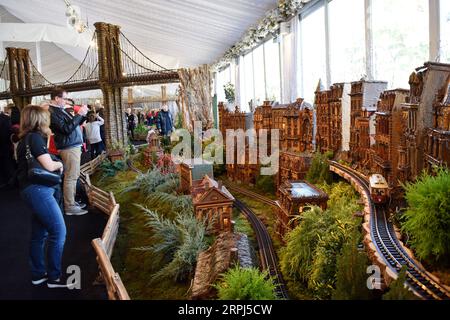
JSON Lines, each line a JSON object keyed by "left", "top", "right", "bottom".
{"left": 191, "top": 232, "right": 254, "bottom": 300}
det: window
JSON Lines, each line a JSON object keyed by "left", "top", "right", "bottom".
{"left": 264, "top": 39, "right": 281, "bottom": 102}
{"left": 372, "top": 0, "right": 429, "bottom": 89}
{"left": 328, "top": 0, "right": 365, "bottom": 83}
{"left": 299, "top": 5, "right": 327, "bottom": 104}
{"left": 253, "top": 45, "right": 266, "bottom": 105}
{"left": 216, "top": 66, "right": 231, "bottom": 103}
{"left": 242, "top": 51, "right": 254, "bottom": 110}
{"left": 441, "top": 0, "right": 450, "bottom": 62}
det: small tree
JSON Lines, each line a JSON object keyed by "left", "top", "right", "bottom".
{"left": 306, "top": 152, "right": 333, "bottom": 185}
{"left": 136, "top": 206, "right": 208, "bottom": 283}
{"left": 215, "top": 266, "right": 277, "bottom": 300}
{"left": 255, "top": 174, "right": 276, "bottom": 195}
{"left": 223, "top": 83, "right": 235, "bottom": 104}
{"left": 332, "top": 232, "right": 372, "bottom": 300}
{"left": 382, "top": 266, "right": 418, "bottom": 300}
{"left": 401, "top": 168, "right": 450, "bottom": 264}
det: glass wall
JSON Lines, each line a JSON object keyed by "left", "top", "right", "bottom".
{"left": 253, "top": 44, "right": 266, "bottom": 104}
{"left": 441, "top": 0, "right": 450, "bottom": 62}
{"left": 299, "top": 5, "right": 326, "bottom": 103}
{"left": 242, "top": 51, "right": 255, "bottom": 111}
{"left": 229, "top": 0, "right": 449, "bottom": 110}
{"left": 328, "top": 0, "right": 365, "bottom": 83}
{"left": 264, "top": 39, "right": 281, "bottom": 102}
{"left": 216, "top": 66, "right": 231, "bottom": 103}
{"left": 238, "top": 39, "right": 282, "bottom": 108}
{"left": 372, "top": 0, "right": 429, "bottom": 88}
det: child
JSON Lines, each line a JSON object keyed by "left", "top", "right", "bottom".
{"left": 84, "top": 111, "right": 104, "bottom": 159}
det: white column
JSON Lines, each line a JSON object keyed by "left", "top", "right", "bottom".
{"left": 429, "top": 0, "right": 441, "bottom": 62}
{"left": 324, "top": 0, "right": 331, "bottom": 88}
{"left": 0, "top": 16, "right": 4, "bottom": 61}
{"left": 364, "top": 0, "right": 374, "bottom": 80}
{"left": 213, "top": 71, "right": 218, "bottom": 96}
{"left": 35, "top": 42, "right": 42, "bottom": 73}
{"left": 238, "top": 56, "right": 245, "bottom": 109}
{"left": 280, "top": 25, "right": 291, "bottom": 104}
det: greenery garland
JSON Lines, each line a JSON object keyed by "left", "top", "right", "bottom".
{"left": 212, "top": 0, "right": 311, "bottom": 71}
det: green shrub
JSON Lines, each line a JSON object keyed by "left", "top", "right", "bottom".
{"left": 255, "top": 174, "right": 275, "bottom": 195}
{"left": 215, "top": 266, "right": 277, "bottom": 300}
{"left": 332, "top": 231, "right": 372, "bottom": 300}
{"left": 99, "top": 159, "right": 128, "bottom": 180}
{"left": 136, "top": 206, "right": 207, "bottom": 282}
{"left": 382, "top": 266, "right": 418, "bottom": 300}
{"left": 134, "top": 123, "right": 149, "bottom": 140}
{"left": 279, "top": 182, "right": 363, "bottom": 299}
{"left": 123, "top": 168, "right": 179, "bottom": 197}
{"left": 401, "top": 168, "right": 450, "bottom": 264}
{"left": 306, "top": 152, "right": 333, "bottom": 185}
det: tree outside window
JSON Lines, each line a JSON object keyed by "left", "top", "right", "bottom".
{"left": 372, "top": 0, "right": 429, "bottom": 89}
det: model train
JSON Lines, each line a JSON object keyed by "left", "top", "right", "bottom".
{"left": 369, "top": 174, "right": 389, "bottom": 204}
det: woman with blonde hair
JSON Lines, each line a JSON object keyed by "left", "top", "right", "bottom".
{"left": 16, "top": 105, "right": 74, "bottom": 289}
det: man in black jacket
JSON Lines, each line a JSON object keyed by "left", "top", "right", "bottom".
{"left": 50, "top": 88, "right": 88, "bottom": 216}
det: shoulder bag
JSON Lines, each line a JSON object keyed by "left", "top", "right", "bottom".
{"left": 25, "top": 134, "right": 62, "bottom": 187}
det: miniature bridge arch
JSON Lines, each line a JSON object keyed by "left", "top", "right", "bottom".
{"left": 0, "top": 22, "right": 180, "bottom": 147}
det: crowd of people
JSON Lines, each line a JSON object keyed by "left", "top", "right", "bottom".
{"left": 0, "top": 88, "right": 107, "bottom": 289}
{"left": 125, "top": 103, "right": 174, "bottom": 140}
{"left": 0, "top": 88, "right": 177, "bottom": 290}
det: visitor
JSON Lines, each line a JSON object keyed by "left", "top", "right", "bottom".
{"left": 147, "top": 110, "right": 157, "bottom": 127}
{"left": 137, "top": 110, "right": 145, "bottom": 125}
{"left": 156, "top": 103, "right": 174, "bottom": 137}
{"left": 49, "top": 88, "right": 88, "bottom": 216}
{"left": 16, "top": 105, "right": 74, "bottom": 289}
{"left": 0, "top": 104, "right": 14, "bottom": 188}
{"left": 127, "top": 108, "right": 137, "bottom": 140}
{"left": 96, "top": 105, "right": 106, "bottom": 146}
{"left": 84, "top": 111, "right": 105, "bottom": 160}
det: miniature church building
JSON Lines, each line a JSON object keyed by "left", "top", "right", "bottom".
{"left": 192, "top": 175, "right": 235, "bottom": 235}
{"left": 144, "top": 129, "right": 162, "bottom": 167}
{"left": 179, "top": 158, "right": 214, "bottom": 194}
{"left": 277, "top": 180, "right": 328, "bottom": 237}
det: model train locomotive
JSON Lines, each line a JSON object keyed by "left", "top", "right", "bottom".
{"left": 369, "top": 174, "right": 389, "bottom": 204}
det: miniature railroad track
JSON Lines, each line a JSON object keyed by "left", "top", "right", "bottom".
{"left": 223, "top": 182, "right": 278, "bottom": 207}
{"left": 233, "top": 199, "right": 289, "bottom": 300}
{"left": 330, "top": 161, "right": 450, "bottom": 300}
{"left": 126, "top": 158, "right": 142, "bottom": 174}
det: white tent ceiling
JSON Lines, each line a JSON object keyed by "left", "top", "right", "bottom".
{"left": 0, "top": 0, "right": 278, "bottom": 69}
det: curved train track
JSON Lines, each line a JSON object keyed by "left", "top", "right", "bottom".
{"left": 127, "top": 159, "right": 289, "bottom": 298}
{"left": 233, "top": 199, "right": 289, "bottom": 300}
{"left": 330, "top": 161, "right": 450, "bottom": 300}
{"left": 223, "top": 182, "right": 278, "bottom": 207}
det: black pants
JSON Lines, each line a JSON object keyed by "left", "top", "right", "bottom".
{"left": 0, "top": 153, "right": 16, "bottom": 186}
{"left": 90, "top": 142, "right": 104, "bottom": 160}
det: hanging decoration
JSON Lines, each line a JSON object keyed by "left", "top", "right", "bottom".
{"left": 212, "top": 0, "right": 311, "bottom": 71}
{"left": 63, "top": 0, "right": 88, "bottom": 33}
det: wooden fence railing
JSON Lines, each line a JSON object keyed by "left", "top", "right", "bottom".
{"left": 80, "top": 153, "right": 130, "bottom": 300}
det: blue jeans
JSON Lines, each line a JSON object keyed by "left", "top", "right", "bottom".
{"left": 21, "top": 184, "right": 67, "bottom": 281}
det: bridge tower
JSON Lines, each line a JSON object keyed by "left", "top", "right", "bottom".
{"left": 5, "top": 47, "right": 33, "bottom": 109}
{"left": 95, "top": 22, "right": 128, "bottom": 148}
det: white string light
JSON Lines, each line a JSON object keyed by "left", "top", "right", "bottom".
{"left": 63, "top": 0, "right": 88, "bottom": 33}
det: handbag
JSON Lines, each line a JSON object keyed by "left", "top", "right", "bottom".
{"left": 25, "top": 134, "right": 62, "bottom": 187}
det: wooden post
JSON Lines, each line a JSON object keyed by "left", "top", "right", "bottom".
{"left": 161, "top": 85, "right": 167, "bottom": 103}
{"left": 5, "top": 47, "right": 32, "bottom": 109}
{"left": 95, "top": 22, "right": 127, "bottom": 148}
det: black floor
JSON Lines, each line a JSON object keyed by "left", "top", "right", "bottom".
{"left": 0, "top": 186, "right": 108, "bottom": 300}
